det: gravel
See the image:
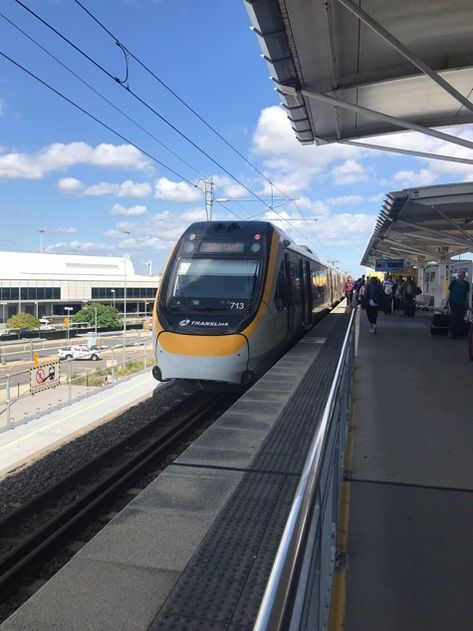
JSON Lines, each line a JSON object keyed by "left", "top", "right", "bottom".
{"left": 0, "top": 380, "right": 198, "bottom": 518}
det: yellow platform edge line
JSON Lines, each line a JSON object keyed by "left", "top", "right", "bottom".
{"left": 328, "top": 383, "right": 357, "bottom": 631}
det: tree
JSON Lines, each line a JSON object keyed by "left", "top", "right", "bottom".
{"left": 6, "top": 313, "right": 40, "bottom": 331}
{"left": 73, "top": 304, "right": 121, "bottom": 330}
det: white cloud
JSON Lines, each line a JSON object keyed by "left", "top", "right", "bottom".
{"left": 55, "top": 227, "right": 77, "bottom": 234}
{"left": 251, "top": 106, "right": 370, "bottom": 194}
{"left": 57, "top": 177, "right": 84, "bottom": 193}
{"left": 45, "top": 240, "right": 110, "bottom": 254}
{"left": 57, "top": 179, "right": 152, "bottom": 198}
{"left": 393, "top": 168, "right": 436, "bottom": 188}
{"left": 331, "top": 160, "right": 371, "bottom": 185}
{"left": 211, "top": 175, "right": 247, "bottom": 199}
{"left": 110, "top": 203, "right": 147, "bottom": 216}
{"left": 0, "top": 142, "right": 152, "bottom": 180}
{"left": 367, "top": 125, "right": 473, "bottom": 183}
{"left": 154, "top": 177, "right": 201, "bottom": 202}
{"left": 326, "top": 194, "right": 364, "bottom": 206}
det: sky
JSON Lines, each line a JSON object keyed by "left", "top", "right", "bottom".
{"left": 1, "top": 0, "right": 473, "bottom": 278}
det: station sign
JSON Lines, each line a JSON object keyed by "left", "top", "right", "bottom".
{"left": 30, "top": 362, "right": 60, "bottom": 394}
{"left": 375, "top": 258, "right": 405, "bottom": 273}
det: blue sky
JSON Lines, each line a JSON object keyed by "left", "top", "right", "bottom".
{"left": 1, "top": 0, "right": 473, "bottom": 277}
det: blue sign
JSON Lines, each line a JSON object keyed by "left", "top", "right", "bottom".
{"left": 375, "top": 258, "right": 404, "bottom": 273}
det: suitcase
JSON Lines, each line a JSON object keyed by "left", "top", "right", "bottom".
{"left": 430, "top": 311, "right": 449, "bottom": 335}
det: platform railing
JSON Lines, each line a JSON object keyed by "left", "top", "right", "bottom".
{"left": 254, "top": 307, "right": 357, "bottom": 631}
{"left": 0, "top": 342, "right": 154, "bottom": 432}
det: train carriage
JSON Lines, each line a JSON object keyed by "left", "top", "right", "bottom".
{"left": 152, "top": 221, "right": 344, "bottom": 386}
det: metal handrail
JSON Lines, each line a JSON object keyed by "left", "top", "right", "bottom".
{"left": 254, "top": 307, "right": 356, "bottom": 630}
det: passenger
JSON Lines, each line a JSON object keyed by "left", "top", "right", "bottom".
{"left": 447, "top": 272, "right": 470, "bottom": 338}
{"left": 393, "top": 276, "right": 403, "bottom": 312}
{"left": 354, "top": 274, "right": 366, "bottom": 304}
{"left": 343, "top": 276, "right": 355, "bottom": 307}
{"left": 401, "top": 276, "right": 417, "bottom": 317}
{"left": 382, "top": 274, "right": 394, "bottom": 315}
{"left": 362, "top": 276, "right": 382, "bottom": 333}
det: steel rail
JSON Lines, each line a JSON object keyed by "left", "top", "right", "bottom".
{"left": 254, "top": 308, "right": 356, "bottom": 630}
{"left": 0, "top": 393, "right": 231, "bottom": 594}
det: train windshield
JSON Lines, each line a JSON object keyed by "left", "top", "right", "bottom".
{"left": 167, "top": 258, "right": 260, "bottom": 311}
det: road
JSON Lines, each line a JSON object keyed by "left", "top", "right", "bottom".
{"left": 0, "top": 332, "right": 151, "bottom": 364}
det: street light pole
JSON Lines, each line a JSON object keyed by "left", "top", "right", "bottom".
{"left": 123, "top": 256, "right": 128, "bottom": 365}
{"left": 111, "top": 289, "right": 116, "bottom": 309}
{"left": 1, "top": 302, "right": 6, "bottom": 324}
{"left": 39, "top": 229, "right": 45, "bottom": 254}
{"left": 94, "top": 306, "right": 98, "bottom": 336}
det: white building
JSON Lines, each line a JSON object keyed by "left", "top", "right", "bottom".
{"left": 0, "top": 251, "right": 160, "bottom": 323}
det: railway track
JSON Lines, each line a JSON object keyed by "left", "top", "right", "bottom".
{"left": 0, "top": 391, "right": 235, "bottom": 599}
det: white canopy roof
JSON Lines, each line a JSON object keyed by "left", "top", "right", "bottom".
{"left": 361, "top": 182, "right": 473, "bottom": 268}
{"left": 246, "top": 0, "right": 473, "bottom": 158}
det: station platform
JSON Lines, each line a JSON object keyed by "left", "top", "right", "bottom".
{"left": 342, "top": 309, "right": 473, "bottom": 631}
{"left": 0, "top": 306, "right": 350, "bottom": 631}
{"left": 0, "top": 372, "right": 159, "bottom": 480}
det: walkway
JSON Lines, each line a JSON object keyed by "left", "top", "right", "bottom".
{"left": 343, "top": 310, "right": 473, "bottom": 630}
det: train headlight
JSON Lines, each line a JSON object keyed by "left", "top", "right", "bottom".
{"left": 250, "top": 243, "right": 261, "bottom": 253}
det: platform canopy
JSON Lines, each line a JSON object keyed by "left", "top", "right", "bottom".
{"left": 361, "top": 183, "right": 473, "bottom": 268}
{"left": 245, "top": 0, "right": 473, "bottom": 160}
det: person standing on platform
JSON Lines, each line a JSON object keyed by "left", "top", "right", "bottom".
{"left": 401, "top": 276, "right": 417, "bottom": 317}
{"left": 354, "top": 275, "right": 365, "bottom": 304}
{"left": 393, "top": 276, "right": 403, "bottom": 312}
{"left": 363, "top": 277, "right": 382, "bottom": 333}
{"left": 447, "top": 272, "right": 470, "bottom": 338}
{"left": 344, "top": 276, "right": 355, "bottom": 307}
{"left": 382, "top": 275, "right": 394, "bottom": 315}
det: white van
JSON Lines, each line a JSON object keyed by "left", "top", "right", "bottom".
{"left": 39, "top": 318, "right": 55, "bottom": 331}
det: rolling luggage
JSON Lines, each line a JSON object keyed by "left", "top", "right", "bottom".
{"left": 430, "top": 311, "right": 449, "bottom": 336}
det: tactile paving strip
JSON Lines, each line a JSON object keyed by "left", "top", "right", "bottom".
{"left": 149, "top": 313, "right": 349, "bottom": 630}
{"left": 252, "top": 314, "right": 349, "bottom": 475}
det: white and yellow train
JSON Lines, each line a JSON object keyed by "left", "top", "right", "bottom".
{"left": 152, "top": 221, "right": 344, "bottom": 386}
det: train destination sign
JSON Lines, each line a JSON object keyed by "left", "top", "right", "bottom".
{"left": 375, "top": 258, "right": 405, "bottom": 273}
{"left": 199, "top": 242, "right": 245, "bottom": 253}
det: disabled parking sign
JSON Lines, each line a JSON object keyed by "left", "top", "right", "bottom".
{"left": 30, "top": 362, "right": 60, "bottom": 394}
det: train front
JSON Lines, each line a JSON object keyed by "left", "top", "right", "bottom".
{"left": 152, "top": 222, "right": 270, "bottom": 385}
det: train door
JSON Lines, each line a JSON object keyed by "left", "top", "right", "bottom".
{"left": 274, "top": 257, "right": 291, "bottom": 333}
{"left": 285, "top": 253, "right": 295, "bottom": 332}
{"left": 303, "top": 260, "right": 312, "bottom": 327}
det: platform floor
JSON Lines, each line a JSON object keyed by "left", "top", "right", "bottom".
{"left": 0, "top": 307, "right": 349, "bottom": 631}
{"left": 344, "top": 310, "right": 473, "bottom": 631}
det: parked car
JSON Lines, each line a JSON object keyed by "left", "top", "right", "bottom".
{"left": 39, "top": 318, "right": 55, "bottom": 331}
{"left": 57, "top": 345, "right": 102, "bottom": 361}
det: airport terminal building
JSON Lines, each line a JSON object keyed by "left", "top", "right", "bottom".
{"left": 0, "top": 251, "right": 160, "bottom": 323}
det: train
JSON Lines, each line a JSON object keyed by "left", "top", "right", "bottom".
{"left": 152, "top": 221, "right": 345, "bottom": 386}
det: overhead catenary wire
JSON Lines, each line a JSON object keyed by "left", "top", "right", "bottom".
{"left": 0, "top": 10, "right": 203, "bottom": 180}
{"left": 9, "top": 1, "right": 336, "bottom": 259}
{"left": 12, "top": 0, "right": 327, "bottom": 250}
{"left": 1, "top": 9, "right": 251, "bottom": 219}
{"left": 72, "top": 0, "right": 327, "bottom": 240}
{"left": 12, "top": 0, "right": 275, "bottom": 213}
{"left": 0, "top": 49, "right": 195, "bottom": 186}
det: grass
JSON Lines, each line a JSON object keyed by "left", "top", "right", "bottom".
{"left": 71, "top": 356, "right": 155, "bottom": 387}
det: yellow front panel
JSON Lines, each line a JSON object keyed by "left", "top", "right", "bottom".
{"left": 158, "top": 332, "right": 246, "bottom": 356}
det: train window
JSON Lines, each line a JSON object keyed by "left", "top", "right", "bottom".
{"left": 288, "top": 254, "right": 303, "bottom": 304}
{"left": 274, "top": 262, "right": 288, "bottom": 310}
{"left": 167, "top": 257, "right": 260, "bottom": 310}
